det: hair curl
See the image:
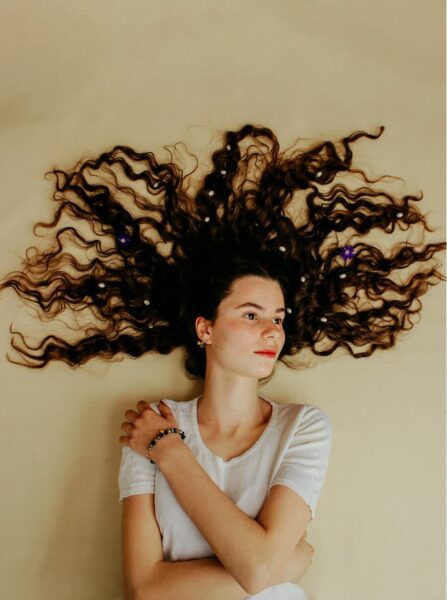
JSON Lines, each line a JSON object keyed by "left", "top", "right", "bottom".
{"left": 0, "top": 124, "right": 445, "bottom": 380}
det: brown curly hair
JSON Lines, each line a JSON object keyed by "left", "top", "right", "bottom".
{"left": 0, "top": 124, "right": 445, "bottom": 379}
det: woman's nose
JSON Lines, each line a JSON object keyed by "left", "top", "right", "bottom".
{"left": 261, "top": 319, "right": 280, "bottom": 337}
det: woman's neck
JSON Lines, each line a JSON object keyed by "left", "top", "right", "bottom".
{"left": 197, "top": 372, "right": 269, "bottom": 436}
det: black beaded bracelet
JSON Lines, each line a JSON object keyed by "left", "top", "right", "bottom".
{"left": 145, "top": 427, "right": 186, "bottom": 464}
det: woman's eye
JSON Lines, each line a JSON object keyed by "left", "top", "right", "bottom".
{"left": 243, "top": 313, "right": 283, "bottom": 325}
{"left": 243, "top": 312, "right": 258, "bottom": 320}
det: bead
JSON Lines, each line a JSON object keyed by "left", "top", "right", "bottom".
{"left": 146, "top": 427, "right": 186, "bottom": 464}
{"left": 208, "top": 190, "right": 215, "bottom": 197}
{"left": 98, "top": 282, "right": 106, "bottom": 289}
{"left": 316, "top": 170, "right": 323, "bottom": 178}
{"left": 220, "top": 169, "right": 227, "bottom": 175}
{"left": 339, "top": 273, "right": 347, "bottom": 279}
{"left": 144, "top": 299, "right": 151, "bottom": 306}
{"left": 153, "top": 182, "right": 159, "bottom": 188}
{"left": 396, "top": 212, "right": 404, "bottom": 218}
{"left": 279, "top": 245, "right": 286, "bottom": 252}
{"left": 204, "top": 216, "right": 210, "bottom": 222}
{"left": 300, "top": 276, "right": 306, "bottom": 283}
{"left": 226, "top": 144, "right": 231, "bottom": 150}
{"left": 320, "top": 316, "right": 328, "bottom": 322}
{"left": 286, "top": 307, "right": 292, "bottom": 314}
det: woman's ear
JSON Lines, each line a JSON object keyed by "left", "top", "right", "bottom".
{"left": 195, "top": 315, "right": 212, "bottom": 343}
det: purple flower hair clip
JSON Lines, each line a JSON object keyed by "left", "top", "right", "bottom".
{"left": 339, "top": 245, "right": 355, "bottom": 261}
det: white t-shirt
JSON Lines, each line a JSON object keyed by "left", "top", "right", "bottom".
{"left": 118, "top": 395, "right": 333, "bottom": 599}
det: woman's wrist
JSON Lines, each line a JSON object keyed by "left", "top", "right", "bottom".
{"left": 149, "top": 431, "right": 185, "bottom": 467}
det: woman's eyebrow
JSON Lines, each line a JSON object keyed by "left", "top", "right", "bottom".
{"left": 235, "top": 302, "right": 285, "bottom": 313}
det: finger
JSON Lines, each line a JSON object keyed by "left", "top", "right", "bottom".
{"left": 121, "top": 422, "right": 134, "bottom": 434}
{"left": 137, "top": 400, "right": 149, "bottom": 412}
{"left": 125, "top": 409, "right": 140, "bottom": 423}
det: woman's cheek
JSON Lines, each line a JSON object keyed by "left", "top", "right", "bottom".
{"left": 226, "top": 320, "right": 251, "bottom": 345}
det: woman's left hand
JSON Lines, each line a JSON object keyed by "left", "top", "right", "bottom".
{"left": 119, "top": 400, "right": 178, "bottom": 459}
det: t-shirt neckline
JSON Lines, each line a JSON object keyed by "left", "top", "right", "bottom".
{"left": 190, "top": 394, "right": 277, "bottom": 465}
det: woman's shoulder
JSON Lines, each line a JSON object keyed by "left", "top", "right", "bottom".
{"left": 273, "top": 399, "right": 332, "bottom": 430}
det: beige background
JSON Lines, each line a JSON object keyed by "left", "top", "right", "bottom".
{"left": 0, "top": 1, "right": 445, "bottom": 599}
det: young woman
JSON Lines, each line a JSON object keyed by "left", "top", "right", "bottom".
{"left": 0, "top": 124, "right": 444, "bottom": 598}
{"left": 118, "top": 262, "right": 331, "bottom": 598}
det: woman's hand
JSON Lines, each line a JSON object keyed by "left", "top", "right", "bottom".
{"left": 288, "top": 531, "right": 315, "bottom": 585}
{"left": 119, "top": 400, "right": 179, "bottom": 460}
{"left": 274, "top": 530, "right": 315, "bottom": 587}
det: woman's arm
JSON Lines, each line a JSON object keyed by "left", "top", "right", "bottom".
{"left": 135, "top": 558, "right": 250, "bottom": 600}
{"left": 134, "top": 538, "right": 313, "bottom": 599}
{"left": 152, "top": 436, "right": 273, "bottom": 594}
{"left": 122, "top": 493, "right": 251, "bottom": 599}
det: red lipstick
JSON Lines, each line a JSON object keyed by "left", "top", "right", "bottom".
{"left": 254, "top": 351, "right": 276, "bottom": 357}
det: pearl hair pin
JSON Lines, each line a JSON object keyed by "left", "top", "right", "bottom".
{"left": 286, "top": 307, "right": 292, "bottom": 314}
{"left": 300, "top": 276, "right": 306, "bottom": 282}
{"left": 208, "top": 190, "right": 215, "bottom": 197}
{"left": 98, "top": 282, "right": 106, "bottom": 289}
{"left": 396, "top": 212, "right": 404, "bottom": 218}
{"left": 204, "top": 216, "right": 210, "bottom": 222}
{"left": 144, "top": 299, "right": 151, "bottom": 306}
{"left": 118, "top": 233, "right": 131, "bottom": 248}
{"left": 226, "top": 144, "right": 231, "bottom": 150}
{"left": 320, "top": 316, "right": 328, "bottom": 322}
{"left": 279, "top": 246, "right": 286, "bottom": 252}
{"left": 220, "top": 169, "right": 227, "bottom": 175}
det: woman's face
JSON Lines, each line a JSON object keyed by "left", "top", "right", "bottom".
{"left": 196, "top": 275, "right": 287, "bottom": 379}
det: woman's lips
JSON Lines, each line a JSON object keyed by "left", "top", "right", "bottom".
{"left": 254, "top": 351, "right": 276, "bottom": 358}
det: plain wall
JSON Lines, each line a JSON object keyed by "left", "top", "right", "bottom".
{"left": 0, "top": 1, "right": 445, "bottom": 599}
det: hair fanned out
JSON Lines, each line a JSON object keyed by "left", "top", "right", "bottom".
{"left": 0, "top": 124, "right": 445, "bottom": 376}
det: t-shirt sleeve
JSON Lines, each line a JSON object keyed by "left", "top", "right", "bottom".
{"left": 270, "top": 405, "right": 333, "bottom": 520}
{"left": 118, "top": 445, "right": 157, "bottom": 502}
{"left": 118, "top": 401, "right": 161, "bottom": 502}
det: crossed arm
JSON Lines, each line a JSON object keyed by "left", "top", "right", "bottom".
{"left": 155, "top": 436, "right": 268, "bottom": 592}
{"left": 125, "top": 434, "right": 311, "bottom": 596}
